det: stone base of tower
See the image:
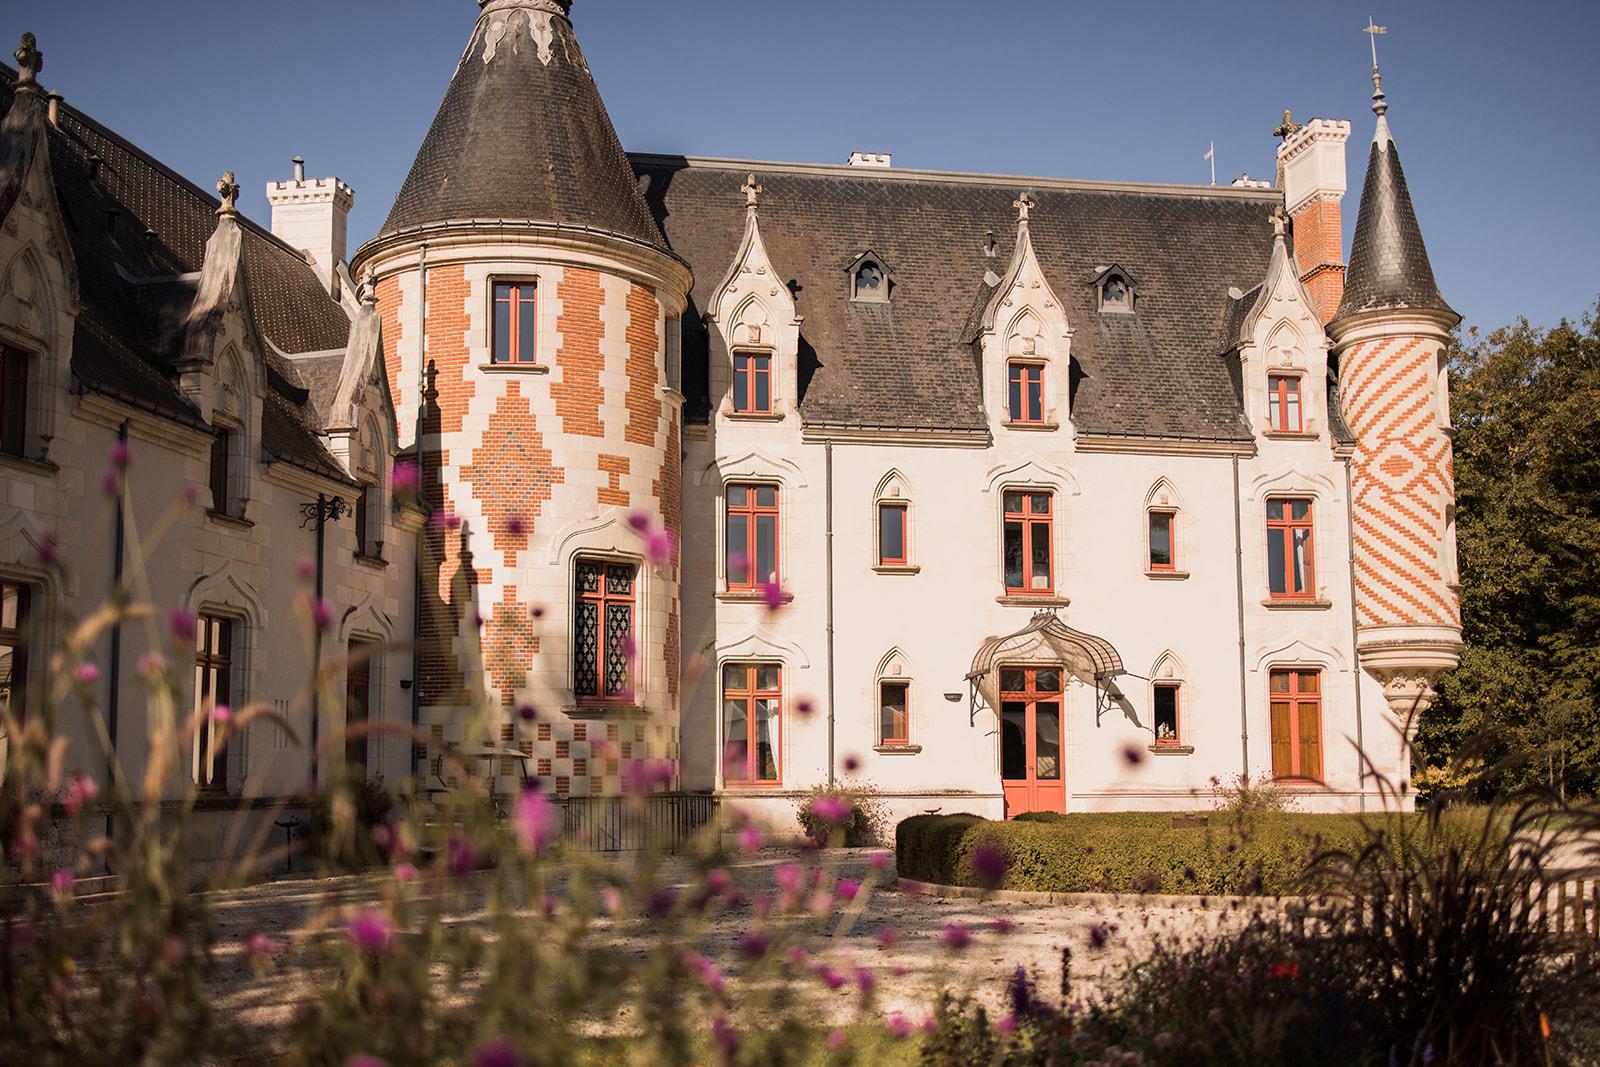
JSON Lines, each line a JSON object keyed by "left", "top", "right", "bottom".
{"left": 1357, "top": 624, "right": 1462, "bottom": 788}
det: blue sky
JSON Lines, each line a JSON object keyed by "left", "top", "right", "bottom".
{"left": 7, "top": 0, "right": 1596, "bottom": 333}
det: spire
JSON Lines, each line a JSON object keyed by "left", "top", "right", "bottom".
{"left": 378, "top": 0, "right": 664, "bottom": 251}
{"left": 1334, "top": 39, "right": 1456, "bottom": 323}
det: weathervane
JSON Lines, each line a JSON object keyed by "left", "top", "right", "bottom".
{"left": 1365, "top": 17, "right": 1389, "bottom": 116}
{"left": 1203, "top": 142, "right": 1215, "bottom": 186}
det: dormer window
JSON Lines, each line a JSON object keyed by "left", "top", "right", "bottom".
{"left": 849, "top": 253, "right": 892, "bottom": 304}
{"left": 732, "top": 352, "right": 772, "bottom": 414}
{"left": 1093, "top": 267, "right": 1136, "bottom": 313}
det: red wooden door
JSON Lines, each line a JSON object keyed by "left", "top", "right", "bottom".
{"left": 1000, "top": 666, "right": 1064, "bottom": 817}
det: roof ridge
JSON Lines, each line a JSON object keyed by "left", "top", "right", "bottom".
{"left": 629, "top": 153, "right": 1284, "bottom": 201}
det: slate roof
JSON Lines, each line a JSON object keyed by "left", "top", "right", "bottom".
{"left": 0, "top": 63, "right": 353, "bottom": 481}
{"left": 379, "top": 2, "right": 664, "bottom": 251}
{"left": 1336, "top": 119, "right": 1456, "bottom": 322}
{"left": 634, "top": 156, "right": 1284, "bottom": 439}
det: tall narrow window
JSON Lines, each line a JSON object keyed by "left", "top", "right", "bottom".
{"left": 1269, "top": 668, "right": 1322, "bottom": 780}
{"left": 722, "top": 662, "right": 780, "bottom": 784}
{"left": 1148, "top": 510, "right": 1175, "bottom": 572}
{"left": 1153, "top": 683, "right": 1181, "bottom": 746}
{"left": 492, "top": 281, "right": 537, "bottom": 364}
{"left": 193, "top": 614, "right": 233, "bottom": 791}
{"left": 574, "top": 560, "right": 636, "bottom": 702}
{"left": 879, "top": 681, "right": 909, "bottom": 746}
{"left": 354, "top": 484, "right": 379, "bottom": 558}
{"left": 0, "top": 581, "right": 30, "bottom": 723}
{"left": 725, "top": 484, "right": 780, "bottom": 591}
{"left": 208, "top": 430, "right": 230, "bottom": 515}
{"left": 1003, "top": 491, "right": 1053, "bottom": 595}
{"left": 0, "top": 345, "right": 26, "bottom": 457}
{"left": 732, "top": 352, "right": 772, "bottom": 414}
{"left": 1007, "top": 362, "right": 1044, "bottom": 424}
{"left": 1267, "top": 374, "right": 1302, "bottom": 432}
{"left": 878, "top": 503, "right": 907, "bottom": 567}
{"left": 346, "top": 640, "right": 374, "bottom": 780}
{"left": 1266, "top": 499, "right": 1315, "bottom": 599}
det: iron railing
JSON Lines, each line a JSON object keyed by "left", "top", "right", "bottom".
{"left": 557, "top": 793, "right": 720, "bottom": 854}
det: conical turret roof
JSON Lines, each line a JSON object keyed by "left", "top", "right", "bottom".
{"left": 378, "top": 0, "right": 665, "bottom": 250}
{"left": 1336, "top": 110, "right": 1455, "bottom": 322}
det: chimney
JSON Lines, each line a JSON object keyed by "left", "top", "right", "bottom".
{"left": 847, "top": 151, "right": 892, "bottom": 169}
{"left": 265, "top": 157, "right": 354, "bottom": 299}
{"left": 1275, "top": 116, "right": 1350, "bottom": 324}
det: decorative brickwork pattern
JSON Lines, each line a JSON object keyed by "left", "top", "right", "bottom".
{"left": 376, "top": 275, "right": 404, "bottom": 411}
{"left": 1342, "top": 335, "right": 1458, "bottom": 628}
{"left": 461, "top": 380, "right": 564, "bottom": 568}
{"left": 597, "top": 453, "right": 631, "bottom": 507}
{"left": 624, "top": 283, "right": 663, "bottom": 447}
{"left": 486, "top": 584, "right": 540, "bottom": 707}
{"left": 554, "top": 267, "right": 606, "bottom": 437}
{"left": 1292, "top": 200, "right": 1345, "bottom": 324}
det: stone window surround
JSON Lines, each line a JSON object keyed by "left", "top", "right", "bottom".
{"left": 567, "top": 550, "right": 647, "bottom": 707}
{"left": 488, "top": 275, "right": 540, "bottom": 367}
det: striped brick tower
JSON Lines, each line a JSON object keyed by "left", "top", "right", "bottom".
{"left": 1327, "top": 64, "right": 1463, "bottom": 749}
{"left": 351, "top": 0, "right": 693, "bottom": 799}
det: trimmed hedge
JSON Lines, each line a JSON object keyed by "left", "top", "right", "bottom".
{"left": 896, "top": 811, "right": 1489, "bottom": 896}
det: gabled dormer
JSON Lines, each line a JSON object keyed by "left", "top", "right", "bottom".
{"left": 978, "top": 192, "right": 1072, "bottom": 435}
{"left": 846, "top": 250, "right": 893, "bottom": 304}
{"left": 324, "top": 273, "right": 400, "bottom": 561}
{"left": 1089, "top": 264, "right": 1137, "bottom": 314}
{"left": 1229, "top": 211, "right": 1332, "bottom": 443}
{"left": 706, "top": 174, "right": 800, "bottom": 424}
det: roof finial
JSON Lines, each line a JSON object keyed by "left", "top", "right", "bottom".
{"left": 741, "top": 173, "right": 762, "bottom": 214}
{"left": 1270, "top": 205, "right": 1289, "bottom": 241}
{"left": 216, "top": 171, "right": 240, "bottom": 217}
{"left": 14, "top": 32, "right": 42, "bottom": 90}
{"left": 1274, "top": 109, "right": 1303, "bottom": 142}
{"left": 360, "top": 266, "right": 378, "bottom": 305}
{"left": 1013, "top": 191, "right": 1036, "bottom": 227}
{"left": 1365, "top": 17, "right": 1389, "bottom": 117}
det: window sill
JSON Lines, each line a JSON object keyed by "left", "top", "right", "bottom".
{"left": 478, "top": 362, "right": 549, "bottom": 375}
{"left": 996, "top": 594, "right": 1070, "bottom": 607}
{"left": 206, "top": 510, "right": 254, "bottom": 530}
{"left": 563, "top": 703, "right": 646, "bottom": 719}
{"left": 1262, "top": 429, "right": 1317, "bottom": 441}
{"left": 0, "top": 451, "right": 59, "bottom": 477}
{"left": 1262, "top": 596, "right": 1332, "bottom": 611}
{"left": 874, "top": 744, "right": 922, "bottom": 755}
{"left": 1002, "top": 421, "right": 1060, "bottom": 432}
{"left": 1148, "top": 744, "right": 1194, "bottom": 755}
{"left": 726, "top": 410, "right": 786, "bottom": 422}
{"left": 872, "top": 564, "right": 920, "bottom": 575}
{"left": 716, "top": 590, "right": 795, "bottom": 605}
{"left": 1145, "top": 569, "right": 1189, "bottom": 581}
{"left": 354, "top": 553, "right": 389, "bottom": 571}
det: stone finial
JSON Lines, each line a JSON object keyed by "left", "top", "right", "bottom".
{"left": 1270, "top": 205, "right": 1288, "bottom": 240}
{"left": 14, "top": 32, "right": 42, "bottom": 90}
{"left": 216, "top": 171, "right": 241, "bottom": 216}
{"left": 741, "top": 173, "right": 762, "bottom": 212}
{"left": 1274, "top": 110, "right": 1302, "bottom": 142}
{"left": 360, "top": 267, "right": 378, "bottom": 305}
{"left": 1013, "top": 192, "right": 1036, "bottom": 225}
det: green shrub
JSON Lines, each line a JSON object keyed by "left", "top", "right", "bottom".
{"left": 896, "top": 811, "right": 1495, "bottom": 896}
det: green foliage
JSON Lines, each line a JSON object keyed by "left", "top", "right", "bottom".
{"left": 895, "top": 811, "right": 1491, "bottom": 896}
{"left": 1423, "top": 304, "right": 1600, "bottom": 797}
{"left": 795, "top": 785, "right": 889, "bottom": 846}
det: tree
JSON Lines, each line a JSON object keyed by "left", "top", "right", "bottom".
{"left": 1418, "top": 302, "right": 1600, "bottom": 799}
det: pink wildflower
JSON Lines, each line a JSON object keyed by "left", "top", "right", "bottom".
{"left": 35, "top": 534, "right": 59, "bottom": 567}
{"left": 391, "top": 458, "right": 419, "bottom": 493}
{"left": 600, "top": 886, "right": 623, "bottom": 915}
{"left": 311, "top": 600, "right": 333, "bottom": 631}
{"left": 50, "top": 869, "right": 74, "bottom": 900}
{"left": 941, "top": 921, "right": 972, "bottom": 951}
{"left": 835, "top": 878, "right": 861, "bottom": 903}
{"left": 345, "top": 909, "right": 393, "bottom": 953}
{"left": 620, "top": 634, "right": 637, "bottom": 662}
{"left": 62, "top": 772, "right": 98, "bottom": 816}
{"left": 973, "top": 842, "right": 1013, "bottom": 889}
{"left": 808, "top": 794, "right": 853, "bottom": 826}
{"left": 517, "top": 703, "right": 538, "bottom": 721}
{"left": 706, "top": 868, "right": 732, "bottom": 894}
{"left": 774, "top": 863, "right": 803, "bottom": 894}
{"left": 828, "top": 1029, "right": 848, "bottom": 1050}
{"left": 168, "top": 608, "right": 197, "bottom": 643}
{"left": 736, "top": 932, "right": 770, "bottom": 959}
{"left": 809, "top": 889, "right": 835, "bottom": 918}
{"left": 296, "top": 558, "right": 316, "bottom": 581}
{"left": 626, "top": 511, "right": 652, "bottom": 533}
{"left": 870, "top": 851, "right": 891, "bottom": 871}
{"left": 875, "top": 926, "right": 900, "bottom": 948}
{"left": 183, "top": 482, "right": 200, "bottom": 505}
{"left": 245, "top": 930, "right": 277, "bottom": 967}
{"left": 887, "top": 1014, "right": 914, "bottom": 1039}
{"left": 787, "top": 945, "right": 809, "bottom": 964}
{"left": 842, "top": 754, "right": 861, "bottom": 773}
{"left": 814, "top": 965, "right": 846, "bottom": 990}
{"left": 394, "top": 862, "right": 418, "bottom": 882}
{"left": 530, "top": 604, "right": 545, "bottom": 619}
{"left": 646, "top": 528, "right": 677, "bottom": 568}
{"left": 795, "top": 697, "right": 815, "bottom": 717}
{"left": 109, "top": 440, "right": 130, "bottom": 470}
{"left": 506, "top": 515, "right": 526, "bottom": 537}
{"left": 854, "top": 966, "right": 877, "bottom": 995}
{"left": 75, "top": 662, "right": 99, "bottom": 684}
{"left": 470, "top": 1039, "right": 522, "bottom": 1067}
{"left": 996, "top": 1014, "right": 1018, "bottom": 1034}
{"left": 759, "top": 580, "right": 786, "bottom": 611}
{"left": 1122, "top": 742, "right": 1145, "bottom": 766}
{"left": 516, "top": 789, "right": 558, "bottom": 855}
{"left": 101, "top": 470, "right": 121, "bottom": 496}
{"left": 211, "top": 705, "right": 232, "bottom": 724}
{"left": 738, "top": 826, "right": 764, "bottom": 851}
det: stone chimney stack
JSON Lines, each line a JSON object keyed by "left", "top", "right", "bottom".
{"left": 1275, "top": 116, "right": 1350, "bottom": 324}
{"left": 266, "top": 158, "right": 354, "bottom": 299}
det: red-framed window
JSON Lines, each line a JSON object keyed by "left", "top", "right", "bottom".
{"left": 722, "top": 662, "right": 780, "bottom": 784}
{"left": 1007, "top": 362, "right": 1044, "bottom": 424}
{"left": 1153, "top": 683, "right": 1181, "bottom": 746}
{"left": 1269, "top": 668, "right": 1322, "bottom": 780}
{"left": 209, "top": 430, "right": 230, "bottom": 515}
{"left": 725, "top": 484, "right": 779, "bottom": 591}
{"left": 878, "top": 503, "right": 907, "bottom": 567}
{"left": 574, "top": 559, "right": 635, "bottom": 702}
{"left": 732, "top": 352, "right": 772, "bottom": 414}
{"left": 1, "top": 581, "right": 30, "bottom": 724}
{"left": 879, "top": 681, "right": 909, "bottom": 746}
{"left": 346, "top": 639, "right": 374, "bottom": 780}
{"left": 492, "top": 281, "right": 537, "bottom": 364}
{"left": 1266, "top": 499, "right": 1315, "bottom": 599}
{"left": 1267, "top": 374, "right": 1302, "bottom": 432}
{"left": 1148, "top": 510, "right": 1175, "bottom": 572}
{"left": 1003, "top": 490, "right": 1053, "bottom": 595}
{"left": 193, "top": 614, "right": 233, "bottom": 791}
{"left": 1, "top": 344, "right": 29, "bottom": 457}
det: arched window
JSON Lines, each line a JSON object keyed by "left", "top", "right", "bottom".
{"left": 850, "top": 256, "right": 891, "bottom": 304}
{"left": 873, "top": 470, "right": 915, "bottom": 571}
{"left": 874, "top": 648, "right": 917, "bottom": 750}
{"left": 1148, "top": 652, "right": 1188, "bottom": 750}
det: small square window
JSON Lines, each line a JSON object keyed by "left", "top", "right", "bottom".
{"left": 1007, "top": 362, "right": 1044, "bottom": 424}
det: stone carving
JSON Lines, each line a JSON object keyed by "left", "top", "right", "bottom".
{"left": 530, "top": 12, "right": 555, "bottom": 65}
{"left": 741, "top": 174, "right": 762, "bottom": 211}
{"left": 216, "top": 172, "right": 240, "bottom": 216}
{"left": 14, "top": 33, "right": 41, "bottom": 89}
{"left": 1013, "top": 192, "right": 1035, "bottom": 224}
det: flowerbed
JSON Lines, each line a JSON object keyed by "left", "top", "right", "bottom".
{"left": 895, "top": 811, "right": 1492, "bottom": 896}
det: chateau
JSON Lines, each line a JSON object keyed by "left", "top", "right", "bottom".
{"left": 0, "top": 0, "right": 1462, "bottom": 848}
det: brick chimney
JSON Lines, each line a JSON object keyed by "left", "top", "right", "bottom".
{"left": 266, "top": 157, "right": 354, "bottom": 299}
{"left": 1275, "top": 116, "right": 1350, "bottom": 324}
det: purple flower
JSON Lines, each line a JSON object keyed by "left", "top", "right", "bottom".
{"left": 517, "top": 704, "right": 538, "bottom": 722}
{"left": 346, "top": 1057, "right": 388, "bottom": 1067}
{"left": 774, "top": 863, "right": 803, "bottom": 894}
{"left": 530, "top": 605, "right": 546, "bottom": 620}
{"left": 311, "top": 600, "right": 333, "bottom": 632}
{"left": 706, "top": 868, "right": 732, "bottom": 894}
{"left": 109, "top": 440, "right": 130, "bottom": 470}
{"left": 470, "top": 1039, "right": 522, "bottom": 1067}
{"left": 515, "top": 789, "right": 559, "bottom": 855}
{"left": 620, "top": 634, "right": 637, "bottom": 662}
{"left": 35, "top": 534, "right": 59, "bottom": 566}
{"left": 50, "top": 869, "right": 74, "bottom": 899}
{"left": 973, "top": 843, "right": 1013, "bottom": 889}
{"left": 447, "top": 835, "right": 475, "bottom": 876}
{"left": 787, "top": 945, "right": 809, "bottom": 964}
{"left": 391, "top": 458, "right": 419, "bottom": 493}
{"left": 211, "top": 705, "right": 232, "bottom": 724}
{"left": 62, "top": 772, "right": 98, "bottom": 817}
{"left": 795, "top": 697, "right": 815, "bottom": 717}
{"left": 183, "top": 482, "right": 200, "bottom": 505}
{"left": 809, "top": 794, "right": 853, "bottom": 826}
{"left": 759, "top": 580, "right": 786, "bottom": 612}
{"left": 875, "top": 927, "right": 900, "bottom": 948}
{"left": 886, "top": 1015, "right": 914, "bottom": 1040}
{"left": 992, "top": 916, "right": 1016, "bottom": 935}
{"left": 1087, "top": 922, "right": 1111, "bottom": 950}
{"left": 711, "top": 1015, "right": 740, "bottom": 1059}
{"left": 137, "top": 651, "right": 167, "bottom": 676}
{"left": 736, "top": 932, "right": 770, "bottom": 959}
{"left": 101, "top": 470, "right": 121, "bottom": 496}
{"left": 738, "top": 826, "right": 764, "bottom": 851}
{"left": 506, "top": 516, "right": 527, "bottom": 537}
{"left": 828, "top": 1029, "right": 847, "bottom": 1051}
{"left": 842, "top": 754, "right": 861, "bottom": 773}
{"left": 394, "top": 862, "right": 418, "bottom": 882}
{"left": 296, "top": 558, "right": 316, "bottom": 581}
{"left": 1121, "top": 742, "right": 1145, "bottom": 766}
{"left": 245, "top": 930, "right": 277, "bottom": 965}
{"left": 835, "top": 878, "right": 861, "bottom": 903}
{"left": 645, "top": 888, "right": 677, "bottom": 917}
{"left": 996, "top": 1014, "right": 1018, "bottom": 1034}
{"left": 854, "top": 966, "right": 876, "bottom": 995}
{"left": 646, "top": 528, "right": 677, "bottom": 568}
{"left": 627, "top": 511, "right": 653, "bottom": 533}
{"left": 75, "top": 662, "right": 99, "bottom": 685}
{"left": 345, "top": 909, "right": 393, "bottom": 953}
{"left": 941, "top": 921, "right": 972, "bottom": 951}
{"left": 814, "top": 965, "right": 846, "bottom": 990}
{"left": 168, "top": 608, "right": 197, "bottom": 643}
{"left": 869, "top": 851, "right": 890, "bottom": 871}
